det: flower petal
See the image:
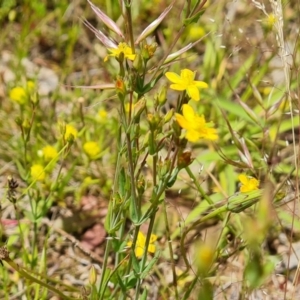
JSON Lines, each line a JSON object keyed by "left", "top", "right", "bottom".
{"left": 195, "top": 81, "right": 208, "bottom": 88}
{"left": 150, "top": 234, "right": 157, "bottom": 243}
{"left": 182, "top": 104, "right": 196, "bottom": 122}
{"left": 187, "top": 85, "right": 200, "bottom": 101}
{"left": 148, "top": 244, "right": 156, "bottom": 254}
{"left": 181, "top": 69, "right": 195, "bottom": 80}
{"left": 175, "top": 113, "right": 190, "bottom": 130}
{"left": 165, "top": 72, "right": 182, "bottom": 84}
{"left": 185, "top": 129, "right": 200, "bottom": 142}
{"left": 170, "top": 83, "right": 186, "bottom": 91}
{"left": 202, "top": 128, "right": 218, "bottom": 140}
{"left": 238, "top": 174, "right": 248, "bottom": 185}
{"left": 135, "top": 246, "right": 144, "bottom": 258}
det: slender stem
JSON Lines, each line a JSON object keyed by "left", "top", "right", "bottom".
{"left": 185, "top": 166, "right": 214, "bottom": 205}
{"left": 98, "top": 239, "right": 112, "bottom": 299}
{"left": 162, "top": 200, "right": 179, "bottom": 299}
{"left": 125, "top": 1, "right": 135, "bottom": 53}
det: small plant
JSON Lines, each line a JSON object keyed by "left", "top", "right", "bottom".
{"left": 1, "top": 0, "right": 299, "bottom": 299}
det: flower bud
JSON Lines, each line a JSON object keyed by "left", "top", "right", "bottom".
{"left": 22, "top": 118, "right": 30, "bottom": 129}
{"left": 137, "top": 175, "right": 146, "bottom": 195}
{"left": 164, "top": 109, "right": 174, "bottom": 124}
{"left": 89, "top": 265, "right": 97, "bottom": 285}
{"left": 177, "top": 150, "right": 193, "bottom": 169}
{"left": 116, "top": 77, "right": 126, "bottom": 99}
{"left": 133, "top": 53, "right": 142, "bottom": 71}
{"left": 132, "top": 98, "right": 146, "bottom": 120}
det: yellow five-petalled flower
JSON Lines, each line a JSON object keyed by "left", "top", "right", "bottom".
{"left": 165, "top": 69, "right": 208, "bottom": 101}
{"left": 105, "top": 42, "right": 136, "bottom": 62}
{"left": 175, "top": 104, "right": 218, "bottom": 142}
{"left": 238, "top": 174, "right": 259, "bottom": 193}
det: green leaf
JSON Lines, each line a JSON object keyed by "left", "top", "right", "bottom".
{"left": 104, "top": 198, "right": 113, "bottom": 232}
{"left": 107, "top": 218, "right": 125, "bottom": 234}
{"left": 140, "top": 251, "right": 160, "bottom": 279}
{"left": 183, "top": 9, "right": 205, "bottom": 26}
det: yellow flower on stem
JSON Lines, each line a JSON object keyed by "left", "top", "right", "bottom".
{"left": 165, "top": 69, "right": 208, "bottom": 101}
{"left": 42, "top": 145, "right": 58, "bottom": 161}
{"left": 9, "top": 81, "right": 35, "bottom": 105}
{"left": 175, "top": 104, "right": 218, "bottom": 142}
{"left": 105, "top": 42, "right": 136, "bottom": 62}
{"left": 30, "top": 164, "right": 45, "bottom": 181}
{"left": 64, "top": 124, "right": 78, "bottom": 141}
{"left": 238, "top": 174, "right": 259, "bottom": 193}
{"left": 9, "top": 87, "right": 27, "bottom": 104}
{"left": 83, "top": 141, "right": 101, "bottom": 159}
{"left": 127, "top": 231, "right": 157, "bottom": 259}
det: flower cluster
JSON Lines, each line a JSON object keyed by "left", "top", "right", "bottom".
{"left": 165, "top": 69, "right": 218, "bottom": 143}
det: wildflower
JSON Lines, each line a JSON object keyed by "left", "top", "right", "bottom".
{"left": 9, "top": 87, "right": 27, "bottom": 104}
{"left": 175, "top": 104, "right": 218, "bottom": 142}
{"left": 127, "top": 231, "right": 157, "bottom": 259}
{"left": 64, "top": 124, "right": 78, "bottom": 141}
{"left": 238, "top": 174, "right": 259, "bottom": 193}
{"left": 165, "top": 69, "right": 208, "bottom": 101}
{"left": 195, "top": 242, "right": 215, "bottom": 276}
{"left": 264, "top": 13, "right": 277, "bottom": 29}
{"left": 9, "top": 81, "right": 35, "bottom": 105}
{"left": 83, "top": 141, "right": 101, "bottom": 159}
{"left": 97, "top": 108, "right": 108, "bottom": 123}
{"left": 104, "top": 42, "right": 136, "bottom": 62}
{"left": 42, "top": 145, "right": 58, "bottom": 161}
{"left": 186, "top": 24, "right": 205, "bottom": 41}
{"left": 30, "top": 164, "right": 45, "bottom": 181}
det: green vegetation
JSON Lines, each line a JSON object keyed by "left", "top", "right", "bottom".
{"left": 0, "top": 0, "right": 299, "bottom": 299}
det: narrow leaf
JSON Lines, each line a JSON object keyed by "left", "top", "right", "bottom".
{"left": 88, "top": 0, "right": 124, "bottom": 38}
{"left": 83, "top": 19, "right": 117, "bottom": 49}
{"left": 135, "top": 1, "right": 175, "bottom": 44}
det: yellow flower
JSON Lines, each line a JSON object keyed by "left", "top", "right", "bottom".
{"left": 9, "top": 87, "right": 27, "bottom": 104}
{"left": 127, "top": 231, "right": 157, "bottom": 259}
{"left": 64, "top": 124, "right": 78, "bottom": 141}
{"left": 9, "top": 81, "right": 36, "bottom": 105}
{"left": 175, "top": 104, "right": 218, "bottom": 142}
{"left": 238, "top": 174, "right": 259, "bottom": 193}
{"left": 30, "top": 164, "right": 45, "bottom": 181}
{"left": 265, "top": 13, "right": 277, "bottom": 28}
{"left": 165, "top": 69, "right": 208, "bottom": 101}
{"left": 186, "top": 24, "right": 205, "bottom": 41}
{"left": 105, "top": 42, "right": 136, "bottom": 62}
{"left": 97, "top": 108, "right": 108, "bottom": 123}
{"left": 42, "top": 145, "right": 58, "bottom": 161}
{"left": 195, "top": 242, "right": 215, "bottom": 276}
{"left": 83, "top": 141, "right": 101, "bottom": 159}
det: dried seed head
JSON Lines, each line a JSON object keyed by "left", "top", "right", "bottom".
{"left": 0, "top": 246, "right": 9, "bottom": 261}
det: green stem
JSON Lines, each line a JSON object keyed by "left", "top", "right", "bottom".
{"left": 185, "top": 166, "right": 214, "bottom": 205}
{"left": 125, "top": 1, "right": 135, "bottom": 53}
{"left": 98, "top": 239, "right": 112, "bottom": 299}
{"left": 162, "top": 200, "right": 179, "bottom": 299}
